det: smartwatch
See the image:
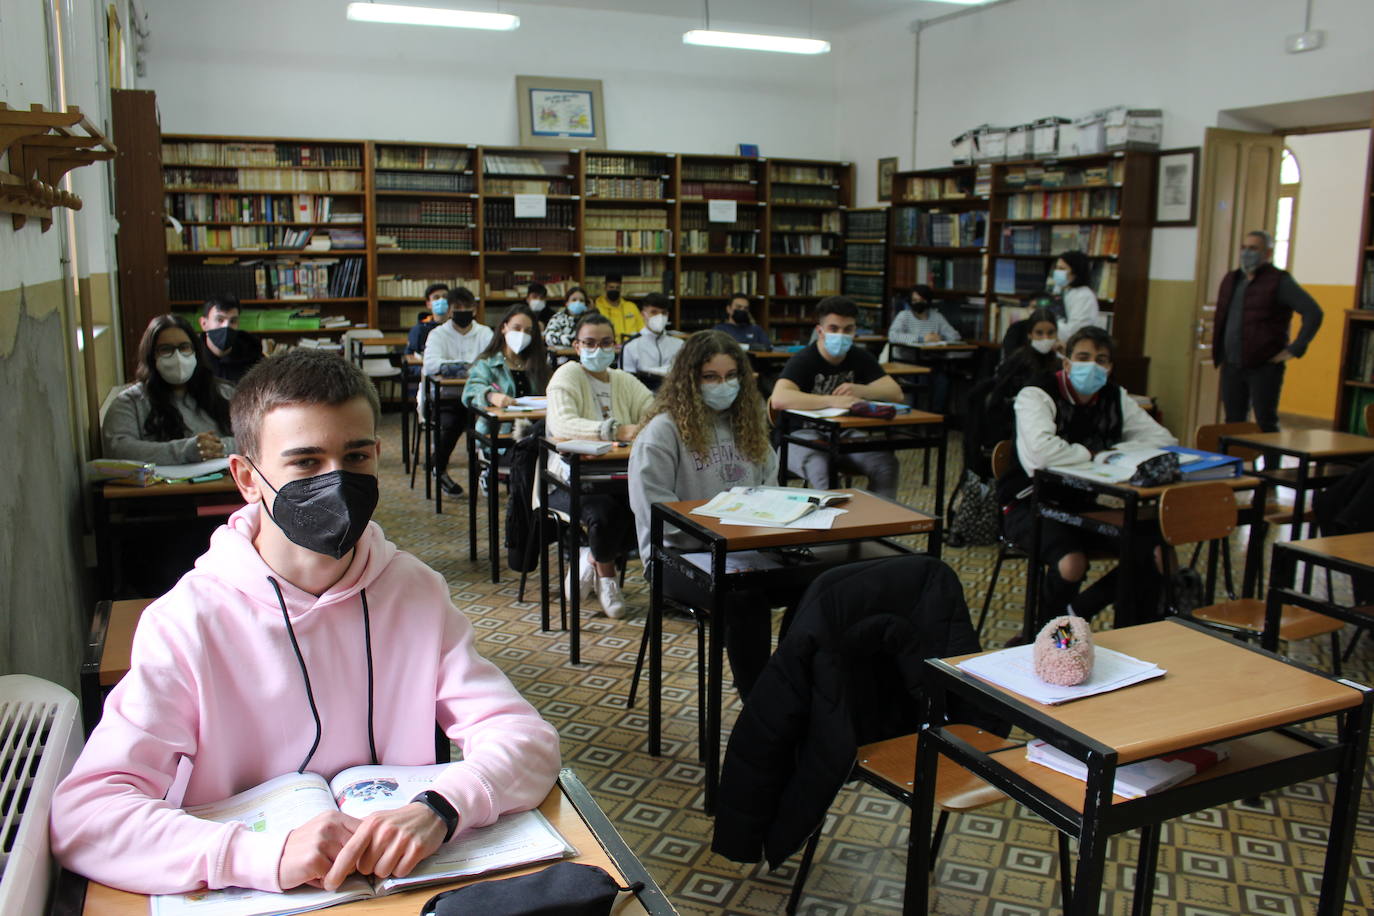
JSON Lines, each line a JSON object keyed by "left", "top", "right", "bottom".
{"left": 411, "top": 789, "right": 458, "bottom": 842}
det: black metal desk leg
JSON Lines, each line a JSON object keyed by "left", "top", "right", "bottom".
{"left": 569, "top": 456, "right": 582, "bottom": 666}
{"left": 488, "top": 429, "right": 501, "bottom": 583}
{"left": 902, "top": 724, "right": 943, "bottom": 914}
{"left": 1316, "top": 694, "right": 1372, "bottom": 915}
{"left": 424, "top": 379, "right": 434, "bottom": 501}
{"left": 777, "top": 413, "right": 792, "bottom": 485}
{"left": 1117, "top": 493, "right": 1139, "bottom": 627}
{"left": 648, "top": 509, "right": 665, "bottom": 757}
{"left": 467, "top": 421, "right": 479, "bottom": 562}
{"left": 935, "top": 424, "right": 948, "bottom": 521}
{"left": 1130, "top": 824, "right": 1161, "bottom": 916}
{"left": 826, "top": 425, "right": 840, "bottom": 489}
{"left": 1262, "top": 547, "right": 1297, "bottom": 652}
{"left": 704, "top": 542, "right": 727, "bottom": 814}
{"left": 1025, "top": 498, "right": 1044, "bottom": 637}
{"left": 539, "top": 450, "right": 551, "bottom": 633}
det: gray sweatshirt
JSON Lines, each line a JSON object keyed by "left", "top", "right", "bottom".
{"left": 102, "top": 382, "right": 236, "bottom": 464}
{"left": 628, "top": 410, "right": 778, "bottom": 561}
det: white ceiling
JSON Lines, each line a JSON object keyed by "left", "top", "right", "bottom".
{"left": 502, "top": 0, "right": 969, "bottom": 33}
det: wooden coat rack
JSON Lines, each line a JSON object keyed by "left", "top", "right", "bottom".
{"left": 0, "top": 102, "right": 116, "bottom": 231}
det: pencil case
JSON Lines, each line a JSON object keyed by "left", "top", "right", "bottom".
{"left": 88, "top": 458, "right": 156, "bottom": 487}
{"left": 1032, "top": 614, "right": 1094, "bottom": 686}
{"left": 849, "top": 400, "right": 896, "bottom": 419}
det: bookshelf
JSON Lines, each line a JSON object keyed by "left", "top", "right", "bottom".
{"left": 582, "top": 150, "right": 676, "bottom": 310}
{"left": 479, "top": 146, "right": 581, "bottom": 314}
{"left": 675, "top": 154, "right": 766, "bottom": 333}
{"left": 842, "top": 207, "right": 888, "bottom": 332}
{"left": 1333, "top": 118, "right": 1374, "bottom": 433}
{"left": 765, "top": 158, "right": 853, "bottom": 343}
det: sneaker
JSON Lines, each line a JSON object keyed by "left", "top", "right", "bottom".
{"left": 564, "top": 547, "right": 595, "bottom": 602}
{"left": 596, "top": 576, "right": 626, "bottom": 619}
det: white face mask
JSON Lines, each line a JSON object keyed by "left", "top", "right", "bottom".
{"left": 505, "top": 329, "right": 532, "bottom": 354}
{"left": 157, "top": 351, "right": 197, "bottom": 386}
{"left": 1030, "top": 337, "right": 1057, "bottom": 355}
{"left": 528, "top": 299, "right": 546, "bottom": 313}
{"left": 645, "top": 313, "right": 668, "bottom": 334}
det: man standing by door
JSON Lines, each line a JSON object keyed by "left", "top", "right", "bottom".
{"left": 1212, "top": 230, "right": 1322, "bottom": 432}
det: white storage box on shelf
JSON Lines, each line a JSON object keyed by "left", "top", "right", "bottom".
{"left": 0, "top": 675, "right": 83, "bottom": 916}
{"left": 1074, "top": 111, "right": 1107, "bottom": 157}
{"left": 951, "top": 128, "right": 979, "bottom": 165}
{"left": 1032, "top": 117, "right": 1071, "bottom": 158}
{"left": 1105, "top": 107, "right": 1163, "bottom": 150}
{"left": 1005, "top": 124, "right": 1031, "bottom": 161}
{"left": 975, "top": 126, "right": 1009, "bottom": 162}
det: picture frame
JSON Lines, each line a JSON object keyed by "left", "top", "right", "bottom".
{"left": 877, "top": 157, "right": 897, "bottom": 202}
{"left": 515, "top": 76, "right": 606, "bottom": 150}
{"left": 1155, "top": 147, "right": 1199, "bottom": 227}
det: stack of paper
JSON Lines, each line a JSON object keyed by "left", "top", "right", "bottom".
{"left": 556, "top": 440, "right": 614, "bottom": 456}
{"left": 786, "top": 407, "right": 849, "bottom": 419}
{"left": 957, "top": 644, "right": 1165, "bottom": 705}
{"left": 514, "top": 396, "right": 549, "bottom": 408}
{"left": 1026, "top": 739, "right": 1229, "bottom": 798}
{"left": 690, "top": 486, "right": 849, "bottom": 529}
{"left": 154, "top": 457, "right": 232, "bottom": 481}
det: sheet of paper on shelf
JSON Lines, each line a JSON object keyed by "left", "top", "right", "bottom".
{"left": 786, "top": 407, "right": 849, "bottom": 419}
{"left": 957, "top": 644, "right": 1166, "bottom": 705}
{"left": 716, "top": 506, "right": 846, "bottom": 529}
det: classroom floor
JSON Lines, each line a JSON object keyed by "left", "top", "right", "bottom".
{"left": 371, "top": 412, "right": 1374, "bottom": 915}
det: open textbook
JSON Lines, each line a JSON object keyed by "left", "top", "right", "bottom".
{"left": 690, "top": 486, "right": 850, "bottom": 528}
{"left": 152, "top": 765, "right": 573, "bottom": 916}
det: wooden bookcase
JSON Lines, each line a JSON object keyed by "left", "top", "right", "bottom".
{"left": 841, "top": 207, "right": 888, "bottom": 331}
{"left": 1332, "top": 119, "right": 1374, "bottom": 433}
{"left": 675, "top": 153, "right": 766, "bottom": 333}
{"left": 581, "top": 149, "right": 675, "bottom": 316}
{"left": 764, "top": 158, "right": 853, "bottom": 343}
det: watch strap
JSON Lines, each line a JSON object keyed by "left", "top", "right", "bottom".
{"left": 411, "top": 789, "right": 458, "bottom": 842}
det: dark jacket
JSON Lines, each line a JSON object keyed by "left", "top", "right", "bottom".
{"left": 711, "top": 556, "right": 994, "bottom": 868}
{"left": 1212, "top": 264, "right": 1296, "bottom": 368}
{"left": 504, "top": 420, "right": 554, "bottom": 572}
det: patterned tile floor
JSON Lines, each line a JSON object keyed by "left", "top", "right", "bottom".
{"left": 375, "top": 414, "right": 1374, "bottom": 915}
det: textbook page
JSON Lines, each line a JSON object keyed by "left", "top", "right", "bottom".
{"left": 328, "top": 765, "right": 574, "bottom": 895}
{"left": 154, "top": 457, "right": 232, "bottom": 481}
{"left": 151, "top": 772, "right": 372, "bottom": 916}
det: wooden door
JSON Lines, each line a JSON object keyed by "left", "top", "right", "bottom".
{"left": 1185, "top": 128, "right": 1285, "bottom": 442}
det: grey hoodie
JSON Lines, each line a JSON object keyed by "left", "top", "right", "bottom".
{"left": 628, "top": 410, "right": 778, "bottom": 561}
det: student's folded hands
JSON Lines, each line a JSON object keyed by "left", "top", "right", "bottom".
{"left": 278, "top": 810, "right": 361, "bottom": 890}
{"left": 319, "top": 802, "right": 448, "bottom": 891}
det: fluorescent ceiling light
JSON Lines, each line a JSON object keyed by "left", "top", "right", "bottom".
{"left": 683, "top": 29, "right": 830, "bottom": 54}
{"left": 346, "top": 3, "right": 519, "bottom": 30}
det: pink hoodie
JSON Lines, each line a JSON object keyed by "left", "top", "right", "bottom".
{"left": 51, "top": 504, "right": 560, "bottom": 894}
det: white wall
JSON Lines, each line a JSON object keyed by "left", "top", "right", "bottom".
{"left": 139, "top": 0, "right": 839, "bottom": 158}
{"left": 1286, "top": 130, "right": 1370, "bottom": 285}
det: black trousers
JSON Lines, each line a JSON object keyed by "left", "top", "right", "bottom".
{"left": 435, "top": 399, "right": 467, "bottom": 473}
{"left": 1221, "top": 361, "right": 1285, "bottom": 432}
{"left": 549, "top": 490, "right": 636, "bottom": 564}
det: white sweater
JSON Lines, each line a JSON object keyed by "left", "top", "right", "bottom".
{"left": 1057, "top": 286, "right": 1104, "bottom": 341}
{"left": 545, "top": 361, "right": 654, "bottom": 441}
{"left": 420, "top": 320, "right": 494, "bottom": 412}
{"left": 1014, "top": 384, "right": 1176, "bottom": 476}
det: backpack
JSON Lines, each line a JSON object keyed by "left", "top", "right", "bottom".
{"left": 945, "top": 468, "right": 1000, "bottom": 547}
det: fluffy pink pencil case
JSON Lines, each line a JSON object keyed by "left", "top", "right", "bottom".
{"left": 1033, "top": 615, "right": 1094, "bottom": 686}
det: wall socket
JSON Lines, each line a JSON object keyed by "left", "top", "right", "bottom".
{"left": 1285, "top": 30, "right": 1325, "bottom": 53}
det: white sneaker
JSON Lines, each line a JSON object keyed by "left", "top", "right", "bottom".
{"left": 564, "top": 547, "right": 596, "bottom": 602}
{"left": 596, "top": 577, "right": 625, "bottom": 619}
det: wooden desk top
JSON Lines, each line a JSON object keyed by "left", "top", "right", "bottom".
{"left": 371, "top": 334, "right": 410, "bottom": 349}
{"left": 881, "top": 361, "right": 932, "bottom": 376}
{"left": 101, "top": 477, "right": 241, "bottom": 500}
{"left": 81, "top": 781, "right": 653, "bottom": 915}
{"left": 1278, "top": 530, "right": 1374, "bottom": 571}
{"left": 945, "top": 620, "right": 1361, "bottom": 765}
{"left": 483, "top": 407, "right": 548, "bottom": 422}
{"left": 427, "top": 375, "right": 468, "bottom": 387}
{"left": 786, "top": 408, "right": 944, "bottom": 429}
{"left": 662, "top": 488, "right": 937, "bottom": 551}
{"left": 100, "top": 598, "right": 152, "bottom": 687}
{"left": 747, "top": 350, "right": 796, "bottom": 360}
{"left": 547, "top": 439, "right": 632, "bottom": 462}
{"left": 1221, "top": 428, "right": 1374, "bottom": 458}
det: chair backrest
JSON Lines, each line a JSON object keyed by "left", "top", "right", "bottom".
{"left": 1194, "top": 421, "right": 1261, "bottom": 463}
{"left": 1158, "top": 481, "right": 1238, "bottom": 547}
{"left": 991, "top": 439, "right": 1015, "bottom": 482}
{"left": 1364, "top": 402, "right": 1374, "bottom": 437}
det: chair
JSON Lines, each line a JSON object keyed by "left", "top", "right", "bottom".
{"left": 342, "top": 329, "right": 402, "bottom": 401}
{"left": 1157, "top": 481, "right": 1345, "bottom": 673}
{"left": 786, "top": 724, "right": 1072, "bottom": 914}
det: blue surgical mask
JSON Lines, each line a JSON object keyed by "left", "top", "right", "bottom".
{"left": 431, "top": 298, "right": 449, "bottom": 318}
{"left": 1240, "top": 249, "right": 1262, "bottom": 272}
{"left": 567, "top": 300, "right": 587, "bottom": 315}
{"left": 580, "top": 346, "right": 615, "bottom": 373}
{"left": 1067, "top": 360, "right": 1109, "bottom": 397}
{"left": 1052, "top": 269, "right": 1068, "bottom": 289}
{"left": 823, "top": 332, "right": 854, "bottom": 359}
{"left": 701, "top": 378, "right": 740, "bottom": 411}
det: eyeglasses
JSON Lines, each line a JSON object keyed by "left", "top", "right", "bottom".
{"left": 577, "top": 338, "right": 616, "bottom": 349}
{"left": 154, "top": 343, "right": 196, "bottom": 359}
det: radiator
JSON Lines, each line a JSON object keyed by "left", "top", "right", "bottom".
{"left": 0, "top": 675, "right": 83, "bottom": 916}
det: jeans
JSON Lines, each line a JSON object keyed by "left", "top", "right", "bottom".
{"left": 783, "top": 429, "right": 900, "bottom": 499}
{"left": 1220, "top": 361, "right": 1285, "bottom": 432}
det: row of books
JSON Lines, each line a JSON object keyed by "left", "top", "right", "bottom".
{"left": 375, "top": 199, "right": 475, "bottom": 225}
{"left": 683, "top": 270, "right": 758, "bottom": 296}
{"left": 1001, "top": 160, "right": 1124, "bottom": 190}
{"left": 1003, "top": 189, "right": 1121, "bottom": 220}
{"left": 909, "top": 255, "right": 985, "bottom": 292}
{"left": 682, "top": 209, "right": 760, "bottom": 230}
{"left": 1093, "top": 260, "right": 1119, "bottom": 300}
{"left": 377, "top": 227, "right": 475, "bottom": 251}
{"left": 585, "top": 177, "right": 666, "bottom": 200}
{"left": 894, "top": 209, "right": 987, "bottom": 248}
{"left": 164, "top": 193, "right": 361, "bottom": 225}
{"left": 772, "top": 234, "right": 837, "bottom": 256}
{"left": 585, "top": 156, "right": 666, "bottom": 176}
{"left": 483, "top": 154, "right": 555, "bottom": 176}
{"left": 162, "top": 142, "right": 361, "bottom": 168}
{"left": 584, "top": 230, "right": 672, "bottom": 253}
{"left": 483, "top": 200, "right": 576, "bottom": 228}
{"left": 168, "top": 257, "right": 365, "bottom": 301}
{"left": 482, "top": 229, "right": 575, "bottom": 250}
{"left": 844, "top": 245, "right": 885, "bottom": 270}
{"left": 680, "top": 181, "right": 758, "bottom": 202}
{"left": 842, "top": 274, "right": 884, "bottom": 301}
{"left": 375, "top": 172, "right": 475, "bottom": 193}
{"left": 584, "top": 210, "right": 668, "bottom": 230}
{"left": 993, "top": 258, "right": 1050, "bottom": 295}
{"left": 772, "top": 187, "right": 841, "bottom": 207}
{"left": 376, "top": 275, "right": 472, "bottom": 298}
{"left": 487, "top": 271, "right": 573, "bottom": 298}
{"left": 680, "top": 230, "right": 758, "bottom": 253}
{"left": 771, "top": 165, "right": 839, "bottom": 184}
{"left": 584, "top": 271, "right": 671, "bottom": 297}
{"left": 1344, "top": 327, "right": 1374, "bottom": 381}
{"left": 484, "top": 177, "right": 573, "bottom": 195}
{"left": 770, "top": 268, "right": 840, "bottom": 297}
{"left": 682, "top": 163, "right": 755, "bottom": 181}
{"left": 374, "top": 147, "right": 471, "bottom": 171}
{"left": 1362, "top": 255, "right": 1374, "bottom": 308}
{"left": 845, "top": 210, "right": 886, "bottom": 238}
{"left": 164, "top": 167, "right": 362, "bottom": 192}
{"left": 1000, "top": 224, "right": 1121, "bottom": 257}
{"left": 898, "top": 175, "right": 976, "bottom": 202}
{"left": 773, "top": 211, "right": 842, "bottom": 233}
{"left": 169, "top": 225, "right": 321, "bottom": 251}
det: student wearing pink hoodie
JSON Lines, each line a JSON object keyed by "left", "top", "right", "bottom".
{"left": 51, "top": 349, "right": 560, "bottom": 895}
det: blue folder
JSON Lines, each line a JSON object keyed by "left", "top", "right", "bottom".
{"left": 1162, "top": 445, "right": 1244, "bottom": 480}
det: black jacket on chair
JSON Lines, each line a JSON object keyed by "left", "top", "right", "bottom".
{"left": 711, "top": 555, "right": 996, "bottom": 868}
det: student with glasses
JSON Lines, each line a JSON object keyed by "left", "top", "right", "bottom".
{"left": 545, "top": 313, "right": 654, "bottom": 618}
{"left": 103, "top": 313, "right": 236, "bottom": 464}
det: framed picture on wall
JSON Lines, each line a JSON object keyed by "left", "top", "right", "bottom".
{"left": 1155, "top": 147, "right": 1199, "bottom": 226}
{"left": 877, "top": 157, "right": 897, "bottom": 202}
{"left": 515, "top": 76, "right": 607, "bottom": 150}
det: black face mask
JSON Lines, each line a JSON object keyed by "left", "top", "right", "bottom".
{"left": 206, "top": 326, "right": 238, "bottom": 351}
{"left": 731, "top": 309, "right": 750, "bottom": 325}
{"left": 250, "top": 459, "right": 379, "bottom": 559}
{"left": 453, "top": 311, "right": 475, "bottom": 328}
{"left": 605, "top": 289, "right": 620, "bottom": 302}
